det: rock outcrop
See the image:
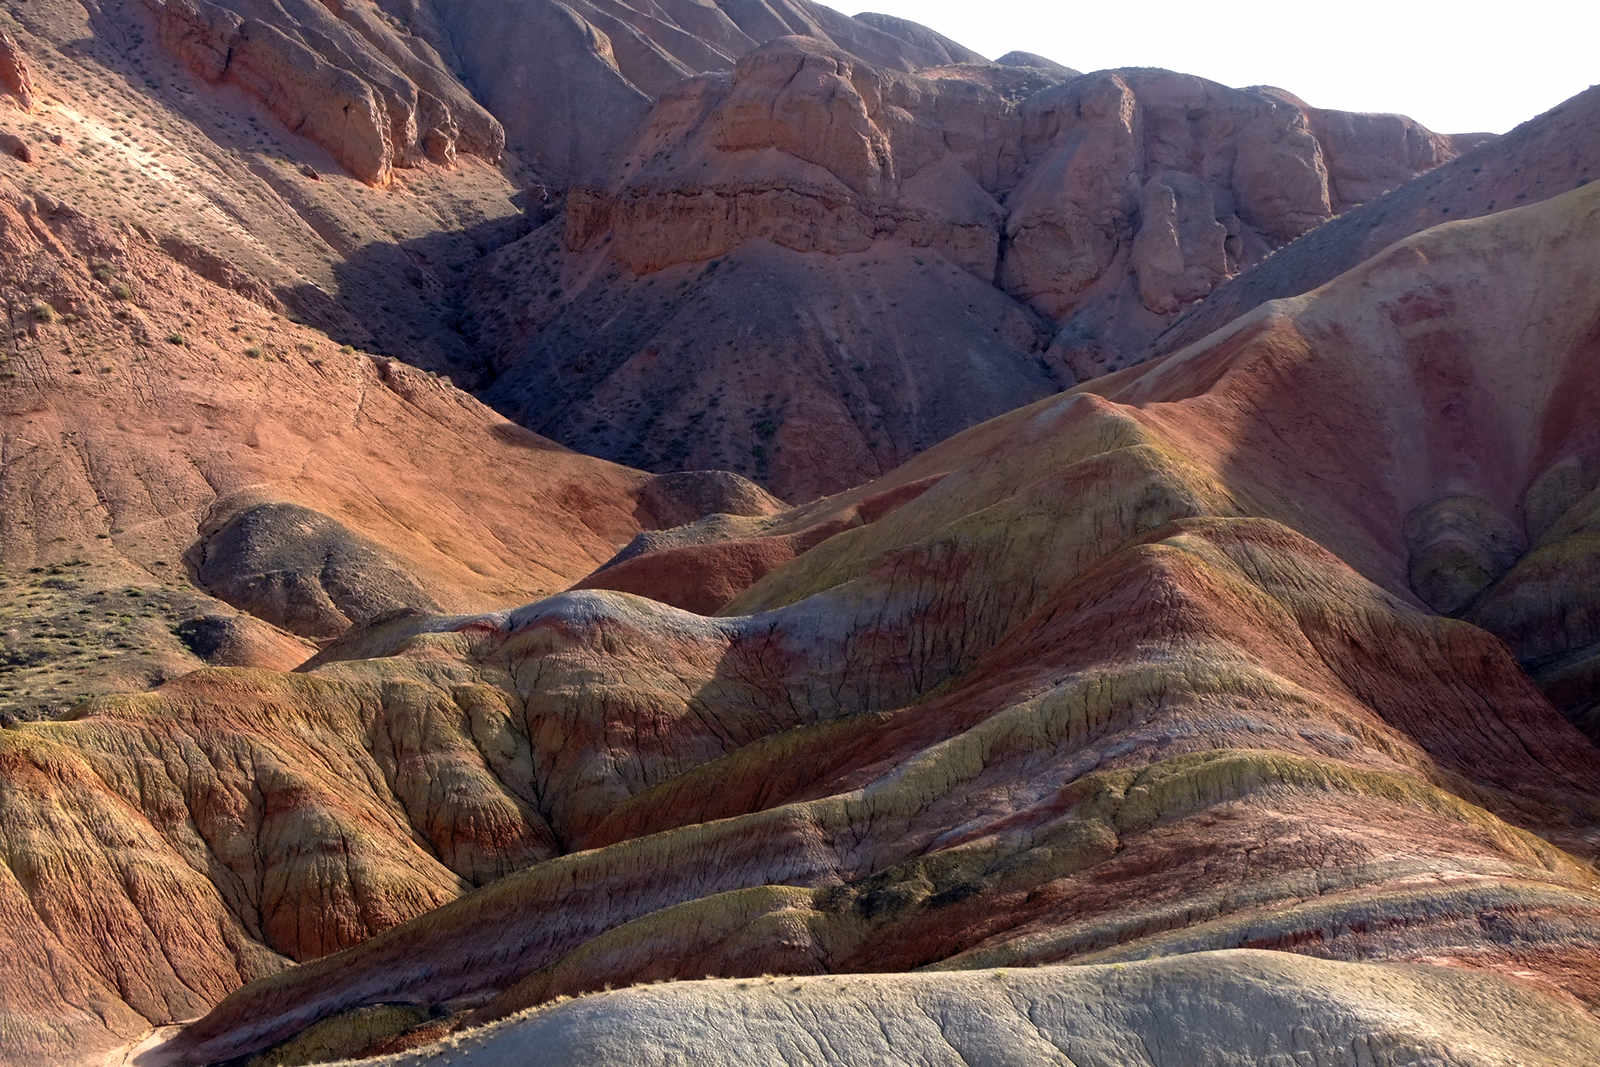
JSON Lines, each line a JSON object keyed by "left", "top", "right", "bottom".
{"left": 0, "top": 31, "right": 33, "bottom": 110}
{"left": 1255, "top": 87, "right": 1475, "bottom": 211}
{"left": 408, "top": 0, "right": 997, "bottom": 182}
{"left": 562, "top": 36, "right": 1020, "bottom": 274}
{"left": 1154, "top": 84, "right": 1600, "bottom": 357}
{"left": 1005, "top": 70, "right": 1475, "bottom": 378}
{"left": 0, "top": 130, "right": 28, "bottom": 162}
{"left": 142, "top": 0, "right": 504, "bottom": 183}
{"left": 7, "top": 179, "right": 1600, "bottom": 1065}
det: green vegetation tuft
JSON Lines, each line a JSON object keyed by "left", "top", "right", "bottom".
{"left": 243, "top": 1003, "right": 433, "bottom": 1067}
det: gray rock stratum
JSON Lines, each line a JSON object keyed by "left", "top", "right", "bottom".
{"left": 362, "top": 951, "right": 1600, "bottom": 1067}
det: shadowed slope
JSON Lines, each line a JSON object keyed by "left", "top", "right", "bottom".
{"left": 1153, "top": 84, "right": 1600, "bottom": 358}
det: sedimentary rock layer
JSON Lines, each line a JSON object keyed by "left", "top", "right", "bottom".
{"left": 368, "top": 952, "right": 1600, "bottom": 1067}
{"left": 6, "top": 182, "right": 1597, "bottom": 1064}
{"left": 486, "top": 37, "right": 1471, "bottom": 497}
{"left": 142, "top": 0, "right": 504, "bottom": 183}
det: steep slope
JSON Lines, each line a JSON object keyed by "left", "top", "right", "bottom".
{"left": 478, "top": 38, "right": 1472, "bottom": 497}
{"left": 0, "top": 174, "right": 774, "bottom": 719}
{"left": 0, "top": 0, "right": 545, "bottom": 379}
{"left": 409, "top": 0, "right": 990, "bottom": 182}
{"left": 7, "top": 181, "right": 1598, "bottom": 1064}
{"left": 2, "top": 1, "right": 1473, "bottom": 500}
{"left": 2, "top": 0, "right": 1003, "bottom": 386}
{"left": 140, "top": 0, "right": 505, "bottom": 185}
{"left": 1154, "top": 83, "right": 1599, "bottom": 356}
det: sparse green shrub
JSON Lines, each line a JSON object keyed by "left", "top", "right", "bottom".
{"left": 165, "top": 332, "right": 185, "bottom": 346}
{"left": 109, "top": 281, "right": 133, "bottom": 301}
{"left": 244, "top": 346, "right": 263, "bottom": 359}
{"left": 29, "top": 301, "right": 55, "bottom": 324}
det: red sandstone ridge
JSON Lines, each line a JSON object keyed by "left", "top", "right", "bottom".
{"left": 474, "top": 39, "right": 1469, "bottom": 498}
{"left": 0, "top": 174, "right": 774, "bottom": 719}
{"left": 0, "top": 31, "right": 32, "bottom": 111}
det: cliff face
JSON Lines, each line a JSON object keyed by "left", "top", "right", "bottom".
{"left": 0, "top": 31, "right": 32, "bottom": 111}
{"left": 141, "top": 0, "right": 505, "bottom": 185}
{"left": 407, "top": 0, "right": 989, "bottom": 183}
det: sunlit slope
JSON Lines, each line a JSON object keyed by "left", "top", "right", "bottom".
{"left": 77, "top": 183, "right": 1600, "bottom": 1064}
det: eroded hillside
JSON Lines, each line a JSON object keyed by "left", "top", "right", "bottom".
{"left": 1, "top": 4, "right": 1598, "bottom": 1065}
{"left": 477, "top": 38, "right": 1482, "bottom": 497}
{"left": 4, "top": 179, "right": 1598, "bottom": 1065}
{"left": 0, "top": 172, "right": 777, "bottom": 719}
{"left": 0, "top": 0, "right": 1492, "bottom": 499}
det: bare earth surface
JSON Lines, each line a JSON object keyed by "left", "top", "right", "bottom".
{"left": 0, "top": 3, "right": 1598, "bottom": 1066}
{"left": 5, "top": 181, "right": 1599, "bottom": 1064}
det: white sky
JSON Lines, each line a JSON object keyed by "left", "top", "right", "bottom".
{"left": 858, "top": 2, "right": 1599, "bottom": 134}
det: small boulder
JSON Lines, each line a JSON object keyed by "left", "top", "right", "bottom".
{"left": 0, "top": 131, "right": 30, "bottom": 162}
